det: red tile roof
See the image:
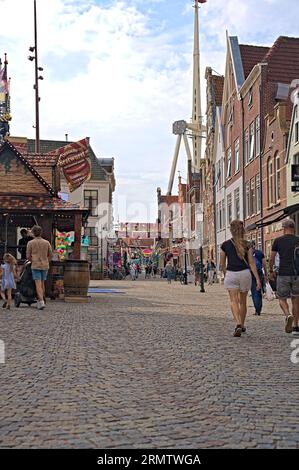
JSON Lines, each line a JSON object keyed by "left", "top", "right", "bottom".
{"left": 25, "top": 153, "right": 59, "bottom": 167}
{"left": 239, "top": 44, "right": 270, "bottom": 78}
{"left": 0, "top": 141, "right": 56, "bottom": 196}
{"left": 0, "top": 195, "right": 85, "bottom": 212}
{"left": 159, "top": 195, "right": 179, "bottom": 205}
{"left": 263, "top": 36, "right": 299, "bottom": 83}
{"left": 212, "top": 75, "right": 224, "bottom": 106}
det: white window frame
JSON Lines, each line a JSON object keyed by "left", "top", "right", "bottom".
{"left": 249, "top": 123, "right": 255, "bottom": 161}
{"left": 234, "top": 139, "right": 240, "bottom": 174}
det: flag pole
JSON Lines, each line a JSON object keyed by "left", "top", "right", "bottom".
{"left": 34, "top": 0, "right": 40, "bottom": 153}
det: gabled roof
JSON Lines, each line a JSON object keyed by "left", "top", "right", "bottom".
{"left": 0, "top": 141, "right": 56, "bottom": 196}
{"left": 239, "top": 44, "right": 269, "bottom": 79}
{"left": 263, "top": 36, "right": 299, "bottom": 83}
{"left": 228, "top": 36, "right": 245, "bottom": 91}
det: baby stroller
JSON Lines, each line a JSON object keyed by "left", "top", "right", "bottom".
{"left": 14, "top": 261, "right": 37, "bottom": 308}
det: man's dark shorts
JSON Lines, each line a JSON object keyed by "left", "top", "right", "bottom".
{"left": 276, "top": 275, "right": 299, "bottom": 299}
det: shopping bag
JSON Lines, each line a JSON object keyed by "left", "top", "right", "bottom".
{"left": 265, "top": 282, "right": 275, "bottom": 301}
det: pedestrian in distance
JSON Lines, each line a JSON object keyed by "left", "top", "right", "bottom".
{"left": 220, "top": 220, "right": 261, "bottom": 337}
{"left": 144, "top": 265, "right": 149, "bottom": 279}
{"left": 207, "top": 258, "right": 216, "bottom": 285}
{"left": 250, "top": 241, "right": 268, "bottom": 315}
{"left": 165, "top": 262, "right": 174, "bottom": 284}
{"left": 130, "top": 263, "right": 136, "bottom": 281}
{"left": 1, "top": 253, "right": 17, "bottom": 310}
{"left": 26, "top": 225, "right": 52, "bottom": 310}
{"left": 270, "top": 218, "right": 299, "bottom": 336}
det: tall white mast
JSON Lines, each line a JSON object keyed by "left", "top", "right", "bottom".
{"left": 166, "top": 0, "right": 206, "bottom": 194}
{"left": 191, "top": 0, "right": 205, "bottom": 172}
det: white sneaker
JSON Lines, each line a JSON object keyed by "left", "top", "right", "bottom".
{"left": 37, "top": 300, "right": 45, "bottom": 310}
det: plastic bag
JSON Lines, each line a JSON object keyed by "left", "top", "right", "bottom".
{"left": 265, "top": 282, "right": 275, "bottom": 301}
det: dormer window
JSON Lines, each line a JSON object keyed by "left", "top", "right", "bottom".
{"left": 248, "top": 88, "right": 253, "bottom": 107}
{"left": 228, "top": 105, "right": 233, "bottom": 124}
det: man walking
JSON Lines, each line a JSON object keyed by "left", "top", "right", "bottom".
{"left": 270, "top": 219, "right": 299, "bottom": 335}
{"left": 251, "top": 241, "right": 268, "bottom": 315}
{"left": 26, "top": 225, "right": 52, "bottom": 310}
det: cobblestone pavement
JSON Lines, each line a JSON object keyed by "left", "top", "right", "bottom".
{"left": 0, "top": 278, "right": 298, "bottom": 449}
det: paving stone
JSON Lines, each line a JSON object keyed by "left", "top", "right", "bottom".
{"left": 0, "top": 280, "right": 298, "bottom": 448}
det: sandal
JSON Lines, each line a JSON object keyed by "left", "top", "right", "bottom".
{"left": 233, "top": 325, "right": 242, "bottom": 337}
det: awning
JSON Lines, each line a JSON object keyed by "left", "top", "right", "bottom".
{"left": 247, "top": 203, "right": 299, "bottom": 231}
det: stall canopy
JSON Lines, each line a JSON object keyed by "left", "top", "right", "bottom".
{"left": 247, "top": 203, "right": 299, "bottom": 231}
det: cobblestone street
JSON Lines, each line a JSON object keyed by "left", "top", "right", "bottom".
{"left": 0, "top": 279, "right": 298, "bottom": 449}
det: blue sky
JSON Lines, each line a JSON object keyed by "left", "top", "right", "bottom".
{"left": 1, "top": 0, "right": 299, "bottom": 222}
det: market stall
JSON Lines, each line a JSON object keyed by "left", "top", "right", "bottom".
{"left": 0, "top": 140, "right": 89, "bottom": 301}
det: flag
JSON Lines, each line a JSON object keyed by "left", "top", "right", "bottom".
{"left": 53, "top": 138, "right": 91, "bottom": 193}
{"left": 0, "top": 64, "right": 9, "bottom": 94}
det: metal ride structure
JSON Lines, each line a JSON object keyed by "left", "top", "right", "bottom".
{"left": 167, "top": 0, "right": 207, "bottom": 196}
{"left": 166, "top": 1, "right": 206, "bottom": 291}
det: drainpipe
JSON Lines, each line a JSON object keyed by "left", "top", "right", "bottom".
{"left": 241, "top": 95, "right": 245, "bottom": 222}
{"left": 213, "top": 162, "right": 218, "bottom": 265}
{"left": 259, "top": 81, "right": 264, "bottom": 250}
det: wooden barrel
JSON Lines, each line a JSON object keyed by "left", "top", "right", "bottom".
{"left": 64, "top": 260, "right": 90, "bottom": 298}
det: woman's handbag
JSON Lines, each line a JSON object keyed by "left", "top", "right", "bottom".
{"left": 265, "top": 282, "right": 275, "bottom": 301}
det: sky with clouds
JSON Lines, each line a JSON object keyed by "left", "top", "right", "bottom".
{"left": 1, "top": 0, "right": 299, "bottom": 222}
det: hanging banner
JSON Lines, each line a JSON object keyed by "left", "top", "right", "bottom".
{"left": 54, "top": 138, "right": 91, "bottom": 192}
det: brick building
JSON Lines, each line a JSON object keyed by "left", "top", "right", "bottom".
{"left": 202, "top": 67, "right": 224, "bottom": 260}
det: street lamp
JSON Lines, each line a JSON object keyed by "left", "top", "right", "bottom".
{"left": 28, "top": 0, "right": 44, "bottom": 153}
{"left": 199, "top": 245, "right": 205, "bottom": 293}
{"left": 184, "top": 244, "right": 188, "bottom": 285}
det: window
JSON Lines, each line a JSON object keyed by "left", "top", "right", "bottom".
{"left": 227, "top": 194, "right": 232, "bottom": 225}
{"left": 226, "top": 147, "right": 232, "bottom": 179}
{"left": 234, "top": 188, "right": 240, "bottom": 220}
{"left": 222, "top": 200, "right": 226, "bottom": 230}
{"left": 295, "top": 122, "right": 299, "bottom": 143}
{"left": 246, "top": 181, "right": 250, "bottom": 218}
{"left": 244, "top": 128, "right": 249, "bottom": 164}
{"left": 255, "top": 115, "right": 260, "bottom": 156}
{"left": 248, "top": 88, "right": 253, "bottom": 107}
{"left": 221, "top": 158, "right": 224, "bottom": 187}
{"left": 275, "top": 153, "right": 281, "bottom": 202}
{"left": 268, "top": 159, "right": 274, "bottom": 206}
{"left": 257, "top": 231, "right": 262, "bottom": 251}
{"left": 234, "top": 139, "right": 240, "bottom": 173}
{"left": 256, "top": 174, "right": 261, "bottom": 213}
{"left": 85, "top": 227, "right": 99, "bottom": 248}
{"left": 215, "top": 162, "right": 221, "bottom": 191}
{"left": 228, "top": 103, "right": 233, "bottom": 124}
{"left": 249, "top": 122, "right": 255, "bottom": 161}
{"left": 250, "top": 178, "right": 256, "bottom": 215}
{"left": 84, "top": 190, "right": 98, "bottom": 216}
{"left": 86, "top": 232, "right": 102, "bottom": 266}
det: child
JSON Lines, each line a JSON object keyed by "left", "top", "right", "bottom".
{"left": 1, "top": 253, "right": 17, "bottom": 310}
